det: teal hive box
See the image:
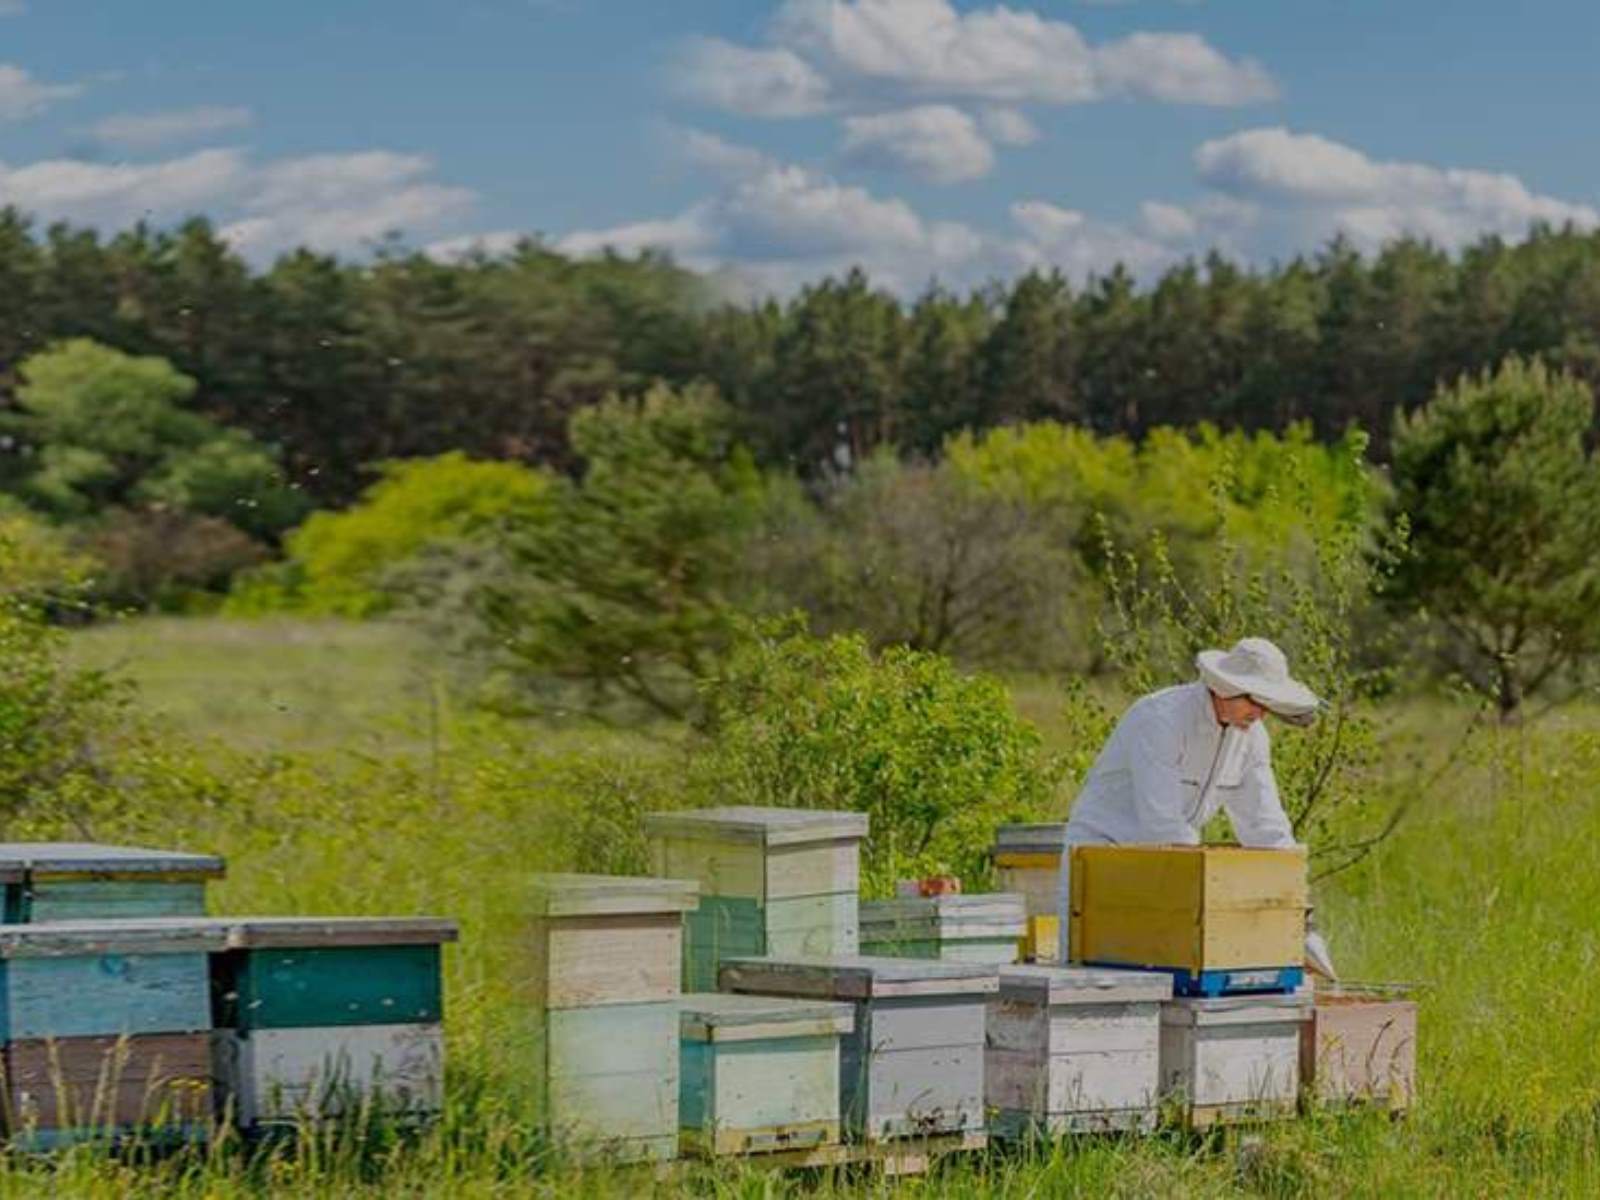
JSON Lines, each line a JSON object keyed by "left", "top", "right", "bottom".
{"left": 644, "top": 808, "right": 867, "bottom": 993}
{"left": 0, "top": 843, "right": 224, "bottom": 923}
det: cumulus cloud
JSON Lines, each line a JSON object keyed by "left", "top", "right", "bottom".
{"left": 672, "top": 37, "right": 830, "bottom": 117}
{"left": 841, "top": 105, "right": 994, "bottom": 183}
{"left": 89, "top": 106, "right": 253, "bottom": 150}
{"left": 979, "top": 106, "right": 1039, "bottom": 146}
{"left": 1140, "top": 199, "right": 1198, "bottom": 241}
{"left": 0, "top": 63, "right": 82, "bottom": 121}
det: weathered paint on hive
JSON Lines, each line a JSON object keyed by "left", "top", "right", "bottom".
{"left": 22, "top": 881, "right": 210, "bottom": 923}
{"left": 544, "top": 1001, "right": 679, "bottom": 1155}
{"left": 527, "top": 873, "right": 698, "bottom": 919}
{"left": 0, "top": 952, "right": 212, "bottom": 1040}
{"left": 214, "top": 944, "right": 442, "bottom": 1030}
{"left": 1158, "top": 993, "right": 1310, "bottom": 1126}
{"left": 215, "top": 1023, "right": 442, "bottom": 1126}
{"left": 528, "top": 911, "right": 683, "bottom": 1007}
{"left": 1300, "top": 990, "right": 1417, "bottom": 1110}
{"left": 5, "top": 1032, "right": 213, "bottom": 1133}
{"left": 0, "top": 843, "right": 225, "bottom": 884}
{"left": 680, "top": 1036, "right": 842, "bottom": 1156}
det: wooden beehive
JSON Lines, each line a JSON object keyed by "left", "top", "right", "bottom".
{"left": 1300, "top": 986, "right": 1417, "bottom": 1111}
{"left": 1070, "top": 845, "right": 1307, "bottom": 995}
{"left": 860, "top": 894, "right": 1025, "bottom": 965}
{"left": 526, "top": 873, "right": 699, "bottom": 1165}
{"left": 720, "top": 954, "right": 996, "bottom": 1145}
{"left": 987, "top": 965, "right": 1171, "bottom": 1139}
{"left": 1158, "top": 992, "right": 1312, "bottom": 1127}
{"left": 0, "top": 843, "right": 224, "bottom": 923}
{"left": 993, "top": 824, "right": 1064, "bottom": 964}
{"left": 644, "top": 807, "right": 867, "bottom": 992}
{"left": 678, "top": 992, "right": 853, "bottom": 1157}
{"left": 209, "top": 917, "right": 457, "bottom": 1130}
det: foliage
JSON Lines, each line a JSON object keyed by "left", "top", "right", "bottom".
{"left": 6, "top": 339, "right": 306, "bottom": 540}
{"left": 1388, "top": 356, "right": 1600, "bottom": 719}
{"left": 228, "top": 452, "right": 554, "bottom": 618}
{"left": 81, "top": 507, "right": 269, "bottom": 612}
{"left": 474, "top": 383, "right": 766, "bottom": 721}
{"left": 696, "top": 617, "right": 1063, "bottom": 888}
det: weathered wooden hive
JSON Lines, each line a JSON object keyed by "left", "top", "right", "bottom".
{"left": 645, "top": 807, "right": 867, "bottom": 993}
{"left": 721, "top": 954, "right": 996, "bottom": 1145}
{"left": 986, "top": 965, "right": 1171, "bottom": 1139}
{"left": 524, "top": 873, "right": 698, "bottom": 1165}
{"left": 210, "top": 917, "right": 457, "bottom": 1129}
{"left": 0, "top": 843, "right": 224, "bottom": 923}
{"left": 0, "top": 919, "right": 227, "bottom": 1148}
{"left": 859, "top": 894, "right": 1025, "bottom": 965}
{"left": 992, "top": 825, "right": 1064, "bottom": 963}
{"left": 678, "top": 991, "right": 853, "bottom": 1158}
{"left": 1158, "top": 991, "right": 1312, "bottom": 1127}
{"left": 1300, "top": 985, "right": 1417, "bottom": 1111}
{"left": 1070, "top": 845, "right": 1307, "bottom": 996}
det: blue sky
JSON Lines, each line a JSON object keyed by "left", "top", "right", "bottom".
{"left": 2, "top": 0, "right": 1597, "bottom": 293}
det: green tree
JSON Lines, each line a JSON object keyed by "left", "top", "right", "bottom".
{"left": 1388, "top": 357, "right": 1600, "bottom": 719}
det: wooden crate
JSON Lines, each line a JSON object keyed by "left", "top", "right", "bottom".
{"left": 545, "top": 999, "right": 680, "bottom": 1164}
{"left": 987, "top": 965, "right": 1170, "bottom": 1138}
{"left": 1070, "top": 846, "right": 1307, "bottom": 992}
{"left": 860, "top": 895, "right": 1025, "bottom": 966}
{"left": 1158, "top": 992, "right": 1312, "bottom": 1127}
{"left": 679, "top": 992, "right": 853, "bottom": 1157}
{"left": 3, "top": 1031, "right": 213, "bottom": 1142}
{"left": 0, "top": 920, "right": 227, "bottom": 1041}
{"left": 211, "top": 918, "right": 458, "bottom": 1031}
{"left": 0, "top": 843, "right": 224, "bottom": 923}
{"left": 646, "top": 808, "right": 866, "bottom": 992}
{"left": 215, "top": 1022, "right": 442, "bottom": 1126}
{"left": 993, "top": 824, "right": 1064, "bottom": 964}
{"left": 1300, "top": 986, "right": 1417, "bottom": 1111}
{"left": 720, "top": 955, "right": 996, "bottom": 1145}
{"left": 523, "top": 874, "right": 698, "bottom": 1008}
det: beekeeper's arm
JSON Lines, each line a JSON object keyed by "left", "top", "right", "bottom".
{"left": 1125, "top": 711, "right": 1202, "bottom": 845}
{"left": 1224, "top": 730, "right": 1297, "bottom": 849}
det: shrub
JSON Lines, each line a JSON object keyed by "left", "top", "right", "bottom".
{"left": 80, "top": 507, "right": 269, "bottom": 612}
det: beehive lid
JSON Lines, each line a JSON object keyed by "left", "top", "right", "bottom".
{"left": 0, "top": 842, "right": 225, "bottom": 882}
{"left": 999, "top": 964, "right": 1171, "bottom": 1005}
{"left": 993, "top": 824, "right": 1065, "bottom": 856}
{"left": 861, "top": 893, "right": 1026, "bottom": 936}
{"left": 1160, "top": 991, "right": 1313, "bottom": 1028}
{"left": 223, "top": 917, "right": 460, "bottom": 949}
{"left": 642, "top": 807, "right": 868, "bottom": 847}
{"left": 679, "top": 991, "right": 854, "bottom": 1042}
{"left": 720, "top": 954, "right": 999, "bottom": 1000}
{"left": 527, "top": 873, "right": 699, "bottom": 917}
{"left": 0, "top": 917, "right": 230, "bottom": 957}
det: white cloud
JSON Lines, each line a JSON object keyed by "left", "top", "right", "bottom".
{"left": 1096, "top": 32, "right": 1275, "bottom": 105}
{"left": 0, "top": 63, "right": 81, "bottom": 121}
{"left": 1140, "top": 199, "right": 1198, "bottom": 240}
{"left": 0, "top": 149, "right": 249, "bottom": 223}
{"left": 979, "top": 106, "right": 1038, "bottom": 146}
{"left": 672, "top": 37, "right": 830, "bottom": 117}
{"left": 423, "top": 231, "right": 526, "bottom": 261}
{"left": 671, "top": 126, "right": 777, "bottom": 181}
{"left": 841, "top": 105, "right": 994, "bottom": 183}
{"left": 89, "top": 106, "right": 253, "bottom": 149}
{"left": 1011, "top": 200, "right": 1085, "bottom": 242}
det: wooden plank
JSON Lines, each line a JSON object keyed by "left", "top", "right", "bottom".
{"left": 1, "top": 953, "right": 211, "bottom": 1040}
{"left": 525, "top": 913, "right": 681, "bottom": 1009}
{"left": 994, "top": 866, "right": 1059, "bottom": 915}
{"left": 1160, "top": 1019, "right": 1301, "bottom": 1110}
{"left": 548, "top": 1067, "right": 678, "bottom": 1141}
{"left": 698, "top": 1036, "right": 840, "bottom": 1133}
{"left": 679, "top": 992, "right": 852, "bottom": 1043}
{"left": 653, "top": 839, "right": 764, "bottom": 901}
{"left": 847, "top": 1042, "right": 985, "bottom": 1141}
{"left": 987, "top": 1046, "right": 1160, "bottom": 1113}
{"left": 527, "top": 873, "right": 699, "bottom": 919}
{"left": 0, "top": 920, "right": 229, "bottom": 959}
{"left": 992, "top": 1107, "right": 1154, "bottom": 1140}
{"left": 216, "top": 944, "right": 442, "bottom": 1030}
{"left": 546, "top": 1002, "right": 677, "bottom": 1079}
{"left": 216, "top": 1023, "right": 441, "bottom": 1126}
{"left": 5, "top": 1032, "right": 212, "bottom": 1131}
{"left": 1301, "top": 993, "right": 1417, "bottom": 1110}
{"left": 764, "top": 893, "right": 858, "bottom": 958}
{"left": 993, "top": 824, "right": 1066, "bottom": 857}
{"left": 0, "top": 843, "right": 225, "bottom": 880}
{"left": 223, "top": 918, "right": 458, "bottom": 949}
{"left": 25, "top": 882, "right": 209, "bottom": 923}
{"left": 683, "top": 1117, "right": 839, "bottom": 1158}
{"left": 721, "top": 956, "right": 998, "bottom": 1001}
{"left": 766, "top": 840, "right": 859, "bottom": 900}
{"left": 999, "top": 965, "right": 1172, "bottom": 1007}
{"left": 643, "top": 807, "right": 868, "bottom": 849}
{"left": 869, "top": 997, "right": 986, "bottom": 1053}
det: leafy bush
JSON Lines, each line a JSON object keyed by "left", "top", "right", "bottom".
{"left": 81, "top": 507, "right": 269, "bottom": 612}
{"left": 696, "top": 617, "right": 1064, "bottom": 890}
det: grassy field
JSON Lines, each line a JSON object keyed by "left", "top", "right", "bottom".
{"left": 18, "top": 617, "right": 1600, "bottom": 1196}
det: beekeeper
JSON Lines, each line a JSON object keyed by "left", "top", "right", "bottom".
{"left": 1056, "top": 637, "right": 1336, "bottom": 976}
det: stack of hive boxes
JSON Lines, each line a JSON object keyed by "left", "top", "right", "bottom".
{"left": 645, "top": 808, "right": 866, "bottom": 992}
{"left": 0, "top": 920, "right": 224, "bottom": 1148}
{"left": 721, "top": 955, "right": 994, "bottom": 1148}
{"left": 0, "top": 843, "right": 224, "bottom": 922}
{"left": 210, "top": 918, "right": 456, "bottom": 1130}
{"left": 525, "top": 874, "right": 699, "bottom": 1164}
{"left": 859, "top": 894, "right": 1025, "bottom": 965}
{"left": 991, "top": 825, "right": 1065, "bottom": 963}
{"left": 1068, "top": 845, "right": 1313, "bottom": 1127}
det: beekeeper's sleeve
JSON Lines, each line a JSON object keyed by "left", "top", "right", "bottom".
{"left": 1225, "top": 729, "right": 1297, "bottom": 848}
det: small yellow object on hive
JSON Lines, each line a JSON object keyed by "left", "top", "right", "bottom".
{"left": 992, "top": 824, "right": 1065, "bottom": 964}
{"left": 1069, "top": 845, "right": 1307, "bottom": 976}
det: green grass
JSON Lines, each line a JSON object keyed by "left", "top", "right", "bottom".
{"left": 20, "top": 616, "right": 1600, "bottom": 1196}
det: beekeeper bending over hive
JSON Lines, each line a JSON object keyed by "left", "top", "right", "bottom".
{"left": 1056, "top": 637, "right": 1336, "bottom": 976}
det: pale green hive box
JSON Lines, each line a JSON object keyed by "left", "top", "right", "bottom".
{"left": 720, "top": 954, "right": 996, "bottom": 1145}
{"left": 525, "top": 873, "right": 699, "bottom": 1166}
{"left": 860, "top": 893, "right": 1026, "bottom": 965}
{"left": 644, "top": 808, "right": 867, "bottom": 992}
{"left": 0, "top": 843, "right": 225, "bottom": 923}
{"left": 987, "top": 965, "right": 1170, "bottom": 1141}
{"left": 678, "top": 992, "right": 854, "bottom": 1158}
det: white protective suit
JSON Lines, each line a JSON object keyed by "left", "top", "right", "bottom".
{"left": 1055, "top": 680, "right": 1297, "bottom": 962}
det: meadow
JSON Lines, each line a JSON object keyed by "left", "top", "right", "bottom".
{"left": 12, "top": 617, "right": 1600, "bottom": 1197}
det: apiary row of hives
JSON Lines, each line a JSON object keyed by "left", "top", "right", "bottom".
{"left": 525, "top": 808, "right": 1419, "bottom": 1170}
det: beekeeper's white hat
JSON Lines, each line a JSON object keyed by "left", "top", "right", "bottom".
{"left": 1196, "top": 637, "right": 1321, "bottom": 726}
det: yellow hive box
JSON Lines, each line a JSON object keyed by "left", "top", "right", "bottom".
{"left": 1069, "top": 845, "right": 1306, "bottom": 973}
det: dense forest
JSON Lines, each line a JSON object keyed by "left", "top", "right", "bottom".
{"left": 4, "top": 209, "right": 1600, "bottom": 507}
